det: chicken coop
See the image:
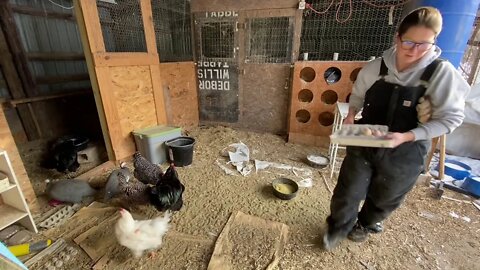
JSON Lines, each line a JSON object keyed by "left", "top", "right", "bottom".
{"left": 1, "top": 0, "right": 480, "bottom": 269}
{"left": 0, "top": 0, "right": 478, "bottom": 217}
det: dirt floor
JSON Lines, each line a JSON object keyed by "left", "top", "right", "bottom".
{"left": 17, "top": 126, "right": 480, "bottom": 270}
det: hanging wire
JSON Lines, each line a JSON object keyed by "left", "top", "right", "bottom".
{"left": 305, "top": 0, "right": 335, "bottom": 14}
{"left": 306, "top": 0, "right": 411, "bottom": 21}
{"left": 335, "top": 0, "right": 353, "bottom": 23}
{"left": 47, "top": 0, "right": 74, "bottom": 10}
{"left": 361, "top": 0, "right": 412, "bottom": 8}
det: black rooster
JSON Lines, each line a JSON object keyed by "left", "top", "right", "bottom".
{"left": 42, "top": 136, "right": 86, "bottom": 173}
{"left": 149, "top": 149, "right": 185, "bottom": 211}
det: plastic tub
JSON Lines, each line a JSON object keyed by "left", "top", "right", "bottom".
{"left": 462, "top": 176, "right": 480, "bottom": 197}
{"left": 133, "top": 126, "right": 181, "bottom": 164}
{"left": 165, "top": 137, "right": 195, "bottom": 167}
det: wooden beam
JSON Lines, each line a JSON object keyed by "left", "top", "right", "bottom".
{"left": 2, "top": 89, "right": 92, "bottom": 106}
{"left": 141, "top": 0, "right": 166, "bottom": 125}
{"left": 292, "top": 9, "right": 303, "bottom": 62}
{"left": 191, "top": 0, "right": 298, "bottom": 12}
{"left": 93, "top": 52, "right": 158, "bottom": 67}
{"left": 140, "top": 0, "right": 157, "bottom": 54}
{"left": 78, "top": 0, "right": 105, "bottom": 53}
{"left": 27, "top": 52, "right": 85, "bottom": 61}
{"left": 35, "top": 73, "right": 90, "bottom": 84}
{"left": 75, "top": 0, "right": 114, "bottom": 161}
{"left": 10, "top": 4, "right": 75, "bottom": 21}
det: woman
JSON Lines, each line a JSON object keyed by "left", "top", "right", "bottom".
{"left": 323, "top": 6, "right": 470, "bottom": 250}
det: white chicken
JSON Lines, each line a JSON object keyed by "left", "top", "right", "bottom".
{"left": 114, "top": 208, "right": 171, "bottom": 258}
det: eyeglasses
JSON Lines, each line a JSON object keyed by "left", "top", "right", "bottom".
{"left": 399, "top": 38, "right": 435, "bottom": 51}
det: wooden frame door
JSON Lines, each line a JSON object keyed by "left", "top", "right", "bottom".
{"left": 75, "top": 0, "right": 167, "bottom": 161}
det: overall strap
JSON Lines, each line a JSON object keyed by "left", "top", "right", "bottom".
{"left": 419, "top": 58, "right": 444, "bottom": 86}
{"left": 379, "top": 58, "right": 388, "bottom": 77}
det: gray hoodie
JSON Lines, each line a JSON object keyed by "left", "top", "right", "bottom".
{"left": 349, "top": 45, "right": 470, "bottom": 141}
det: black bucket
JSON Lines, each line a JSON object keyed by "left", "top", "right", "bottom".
{"left": 165, "top": 136, "right": 195, "bottom": 167}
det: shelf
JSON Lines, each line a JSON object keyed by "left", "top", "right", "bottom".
{"left": 0, "top": 184, "right": 16, "bottom": 194}
{"left": 0, "top": 204, "right": 28, "bottom": 231}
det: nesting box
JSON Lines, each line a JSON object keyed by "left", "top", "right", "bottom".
{"left": 288, "top": 61, "right": 367, "bottom": 147}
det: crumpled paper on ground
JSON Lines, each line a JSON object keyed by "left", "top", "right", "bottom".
{"left": 227, "top": 142, "right": 252, "bottom": 176}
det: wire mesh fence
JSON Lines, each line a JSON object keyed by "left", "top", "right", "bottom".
{"left": 246, "top": 17, "right": 293, "bottom": 64}
{"left": 301, "top": 0, "right": 407, "bottom": 61}
{"left": 97, "top": 0, "right": 147, "bottom": 53}
{"left": 200, "top": 21, "right": 236, "bottom": 59}
{"left": 151, "top": 0, "right": 193, "bottom": 62}
{"left": 460, "top": 14, "right": 480, "bottom": 84}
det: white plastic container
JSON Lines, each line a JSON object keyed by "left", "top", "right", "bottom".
{"left": 330, "top": 124, "right": 394, "bottom": 148}
{"left": 132, "top": 126, "right": 182, "bottom": 164}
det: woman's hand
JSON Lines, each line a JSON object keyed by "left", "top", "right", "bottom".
{"left": 417, "top": 96, "right": 432, "bottom": 124}
{"left": 343, "top": 115, "right": 355, "bottom": 125}
{"left": 385, "top": 131, "right": 415, "bottom": 147}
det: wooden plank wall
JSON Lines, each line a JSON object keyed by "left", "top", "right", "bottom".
{"left": 110, "top": 66, "right": 158, "bottom": 157}
{"left": 0, "top": 106, "right": 38, "bottom": 212}
{"left": 159, "top": 62, "right": 199, "bottom": 127}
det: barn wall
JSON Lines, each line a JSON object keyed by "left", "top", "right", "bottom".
{"left": 159, "top": 62, "right": 199, "bottom": 128}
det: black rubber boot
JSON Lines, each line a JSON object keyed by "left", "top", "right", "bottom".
{"left": 322, "top": 230, "right": 346, "bottom": 250}
{"left": 366, "top": 222, "right": 383, "bottom": 233}
{"left": 347, "top": 222, "right": 370, "bottom": 242}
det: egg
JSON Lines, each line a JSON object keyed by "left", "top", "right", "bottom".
{"left": 361, "top": 127, "right": 373, "bottom": 136}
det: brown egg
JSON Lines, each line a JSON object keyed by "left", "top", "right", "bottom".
{"left": 361, "top": 127, "right": 373, "bottom": 136}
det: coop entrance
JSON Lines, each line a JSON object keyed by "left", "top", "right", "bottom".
{"left": 194, "top": 8, "right": 298, "bottom": 134}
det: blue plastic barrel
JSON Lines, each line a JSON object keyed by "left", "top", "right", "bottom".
{"left": 406, "top": 0, "right": 480, "bottom": 68}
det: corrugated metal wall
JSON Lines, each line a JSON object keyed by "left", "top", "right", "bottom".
{"left": 9, "top": 0, "right": 90, "bottom": 94}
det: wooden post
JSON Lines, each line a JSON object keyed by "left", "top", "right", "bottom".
{"left": 140, "top": 0, "right": 167, "bottom": 125}
{"left": 438, "top": 134, "right": 446, "bottom": 180}
{"left": 425, "top": 135, "right": 447, "bottom": 180}
{"left": 74, "top": 0, "right": 115, "bottom": 161}
{"left": 425, "top": 136, "right": 439, "bottom": 170}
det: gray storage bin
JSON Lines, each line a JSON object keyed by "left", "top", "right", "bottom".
{"left": 132, "top": 126, "right": 182, "bottom": 164}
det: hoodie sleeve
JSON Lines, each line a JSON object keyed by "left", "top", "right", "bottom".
{"left": 411, "top": 61, "right": 470, "bottom": 141}
{"left": 349, "top": 59, "right": 381, "bottom": 113}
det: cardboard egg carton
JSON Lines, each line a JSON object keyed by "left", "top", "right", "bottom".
{"left": 330, "top": 124, "right": 394, "bottom": 148}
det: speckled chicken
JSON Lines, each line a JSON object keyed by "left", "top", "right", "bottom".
{"left": 133, "top": 152, "right": 163, "bottom": 185}
{"left": 104, "top": 162, "right": 133, "bottom": 201}
{"left": 118, "top": 171, "right": 152, "bottom": 206}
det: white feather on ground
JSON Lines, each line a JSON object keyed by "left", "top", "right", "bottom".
{"left": 114, "top": 208, "right": 171, "bottom": 257}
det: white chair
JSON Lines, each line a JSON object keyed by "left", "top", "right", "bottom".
{"left": 328, "top": 102, "right": 349, "bottom": 178}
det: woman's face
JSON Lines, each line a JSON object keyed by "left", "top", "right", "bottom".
{"left": 396, "top": 25, "right": 436, "bottom": 66}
